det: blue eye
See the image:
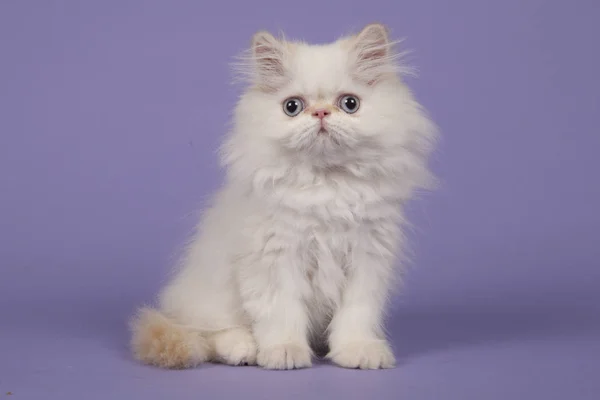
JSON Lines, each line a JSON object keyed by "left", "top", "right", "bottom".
{"left": 339, "top": 95, "right": 360, "bottom": 114}
{"left": 283, "top": 97, "right": 304, "bottom": 117}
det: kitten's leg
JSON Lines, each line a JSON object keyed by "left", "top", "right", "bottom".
{"left": 327, "top": 230, "right": 397, "bottom": 369}
{"left": 238, "top": 252, "right": 312, "bottom": 370}
{"left": 208, "top": 327, "right": 257, "bottom": 366}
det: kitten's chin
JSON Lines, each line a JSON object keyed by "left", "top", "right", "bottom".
{"left": 309, "top": 127, "right": 340, "bottom": 148}
{"left": 279, "top": 125, "right": 357, "bottom": 166}
{"left": 298, "top": 133, "right": 352, "bottom": 166}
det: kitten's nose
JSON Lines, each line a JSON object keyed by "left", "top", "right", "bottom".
{"left": 312, "top": 109, "right": 330, "bottom": 120}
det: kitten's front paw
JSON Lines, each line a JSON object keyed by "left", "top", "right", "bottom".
{"left": 257, "top": 343, "right": 312, "bottom": 370}
{"left": 328, "top": 340, "right": 395, "bottom": 370}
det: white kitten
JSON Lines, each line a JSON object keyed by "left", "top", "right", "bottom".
{"left": 130, "top": 23, "right": 437, "bottom": 370}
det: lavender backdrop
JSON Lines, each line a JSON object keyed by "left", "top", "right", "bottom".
{"left": 1, "top": 1, "right": 599, "bottom": 399}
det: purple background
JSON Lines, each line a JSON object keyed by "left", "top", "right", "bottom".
{"left": 1, "top": 1, "right": 599, "bottom": 399}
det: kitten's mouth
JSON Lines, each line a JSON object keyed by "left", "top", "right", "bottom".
{"left": 317, "top": 127, "right": 328, "bottom": 135}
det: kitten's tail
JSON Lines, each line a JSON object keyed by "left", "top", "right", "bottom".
{"left": 129, "top": 307, "right": 210, "bottom": 369}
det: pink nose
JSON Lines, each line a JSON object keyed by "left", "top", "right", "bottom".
{"left": 312, "top": 109, "right": 330, "bottom": 120}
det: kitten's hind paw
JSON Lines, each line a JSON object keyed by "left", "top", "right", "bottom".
{"left": 328, "top": 340, "right": 395, "bottom": 370}
{"left": 257, "top": 343, "right": 312, "bottom": 370}
{"left": 211, "top": 328, "right": 257, "bottom": 366}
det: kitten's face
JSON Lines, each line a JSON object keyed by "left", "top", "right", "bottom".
{"left": 235, "top": 24, "right": 410, "bottom": 166}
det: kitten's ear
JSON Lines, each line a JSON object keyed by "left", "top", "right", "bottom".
{"left": 350, "top": 23, "right": 395, "bottom": 85}
{"left": 250, "top": 31, "right": 289, "bottom": 91}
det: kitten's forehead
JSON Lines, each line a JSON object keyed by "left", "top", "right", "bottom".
{"left": 289, "top": 41, "right": 353, "bottom": 97}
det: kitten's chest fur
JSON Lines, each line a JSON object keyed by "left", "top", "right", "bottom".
{"left": 267, "top": 167, "right": 400, "bottom": 227}
{"left": 252, "top": 169, "right": 399, "bottom": 310}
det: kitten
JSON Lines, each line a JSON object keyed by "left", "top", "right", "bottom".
{"left": 130, "top": 23, "right": 437, "bottom": 370}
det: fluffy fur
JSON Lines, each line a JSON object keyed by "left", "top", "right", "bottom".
{"left": 130, "top": 23, "right": 437, "bottom": 370}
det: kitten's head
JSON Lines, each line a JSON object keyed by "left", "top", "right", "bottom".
{"left": 227, "top": 24, "right": 434, "bottom": 171}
